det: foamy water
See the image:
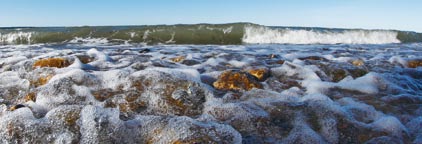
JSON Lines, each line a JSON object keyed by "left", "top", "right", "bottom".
{"left": 0, "top": 43, "right": 422, "bottom": 143}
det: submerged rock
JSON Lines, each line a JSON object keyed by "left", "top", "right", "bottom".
{"left": 407, "top": 59, "right": 422, "bottom": 68}
{"left": 139, "top": 48, "right": 151, "bottom": 54}
{"left": 182, "top": 59, "right": 201, "bottom": 66}
{"left": 170, "top": 56, "right": 185, "bottom": 63}
{"left": 9, "top": 104, "right": 26, "bottom": 111}
{"left": 298, "top": 56, "right": 328, "bottom": 61}
{"left": 33, "top": 58, "right": 71, "bottom": 68}
{"left": 24, "top": 92, "right": 36, "bottom": 102}
{"left": 213, "top": 70, "right": 263, "bottom": 91}
{"left": 316, "top": 63, "right": 368, "bottom": 82}
{"left": 30, "top": 74, "right": 54, "bottom": 87}
{"left": 99, "top": 70, "right": 209, "bottom": 117}
{"left": 351, "top": 59, "right": 365, "bottom": 66}
{"left": 76, "top": 55, "right": 94, "bottom": 64}
{"left": 247, "top": 67, "right": 270, "bottom": 81}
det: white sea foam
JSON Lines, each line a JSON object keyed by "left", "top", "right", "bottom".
{"left": 0, "top": 43, "right": 420, "bottom": 143}
{"left": 243, "top": 26, "right": 400, "bottom": 44}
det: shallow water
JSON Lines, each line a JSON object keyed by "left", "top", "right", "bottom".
{"left": 0, "top": 43, "right": 422, "bottom": 143}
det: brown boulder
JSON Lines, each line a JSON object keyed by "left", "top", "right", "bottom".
{"left": 213, "top": 70, "right": 263, "bottom": 91}
{"left": 351, "top": 59, "right": 365, "bottom": 66}
{"left": 33, "top": 58, "right": 71, "bottom": 68}
{"left": 76, "top": 55, "right": 94, "bottom": 64}
{"left": 247, "top": 68, "right": 270, "bottom": 81}
{"left": 407, "top": 59, "right": 422, "bottom": 68}
{"left": 170, "top": 56, "right": 185, "bottom": 63}
{"left": 30, "top": 74, "right": 54, "bottom": 87}
{"left": 24, "top": 92, "right": 36, "bottom": 102}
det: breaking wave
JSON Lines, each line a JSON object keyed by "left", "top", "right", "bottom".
{"left": 1, "top": 23, "right": 421, "bottom": 45}
{"left": 243, "top": 26, "right": 401, "bottom": 44}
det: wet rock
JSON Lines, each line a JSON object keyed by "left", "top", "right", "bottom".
{"left": 143, "top": 116, "right": 241, "bottom": 144}
{"left": 247, "top": 67, "right": 270, "bottom": 81}
{"left": 139, "top": 48, "right": 151, "bottom": 53}
{"left": 298, "top": 56, "right": 328, "bottom": 61}
{"left": 331, "top": 69, "right": 347, "bottom": 82}
{"left": 151, "top": 60, "right": 178, "bottom": 68}
{"left": 336, "top": 118, "right": 390, "bottom": 143}
{"left": 351, "top": 59, "right": 365, "bottom": 66}
{"left": 265, "top": 59, "right": 285, "bottom": 66}
{"left": 116, "top": 70, "right": 209, "bottom": 116}
{"left": 213, "top": 70, "right": 263, "bottom": 91}
{"left": 348, "top": 68, "right": 368, "bottom": 79}
{"left": 170, "top": 56, "right": 185, "bottom": 63}
{"left": 91, "top": 89, "right": 116, "bottom": 102}
{"left": 269, "top": 54, "right": 280, "bottom": 59}
{"left": 30, "top": 74, "right": 54, "bottom": 87}
{"left": 9, "top": 104, "right": 25, "bottom": 111}
{"left": 24, "top": 92, "right": 36, "bottom": 102}
{"left": 46, "top": 105, "right": 82, "bottom": 135}
{"left": 200, "top": 75, "right": 217, "bottom": 86}
{"left": 130, "top": 62, "right": 147, "bottom": 70}
{"left": 316, "top": 63, "right": 368, "bottom": 82}
{"left": 407, "top": 59, "right": 422, "bottom": 68}
{"left": 76, "top": 55, "right": 94, "bottom": 64}
{"left": 181, "top": 59, "right": 200, "bottom": 66}
{"left": 33, "top": 58, "right": 71, "bottom": 68}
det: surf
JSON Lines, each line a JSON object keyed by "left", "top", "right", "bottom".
{"left": 1, "top": 23, "right": 422, "bottom": 45}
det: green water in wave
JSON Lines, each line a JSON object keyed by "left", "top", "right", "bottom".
{"left": 0, "top": 23, "right": 249, "bottom": 45}
{"left": 1, "top": 23, "right": 422, "bottom": 45}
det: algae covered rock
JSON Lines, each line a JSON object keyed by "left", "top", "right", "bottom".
{"left": 213, "top": 70, "right": 263, "bottom": 91}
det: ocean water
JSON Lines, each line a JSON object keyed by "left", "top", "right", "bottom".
{"left": 1, "top": 24, "right": 422, "bottom": 143}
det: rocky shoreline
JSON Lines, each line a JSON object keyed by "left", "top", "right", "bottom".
{"left": 0, "top": 44, "right": 421, "bottom": 143}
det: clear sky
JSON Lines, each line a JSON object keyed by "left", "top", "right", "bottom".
{"left": 1, "top": 0, "right": 421, "bottom": 32}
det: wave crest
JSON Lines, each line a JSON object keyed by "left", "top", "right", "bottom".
{"left": 243, "top": 26, "right": 400, "bottom": 44}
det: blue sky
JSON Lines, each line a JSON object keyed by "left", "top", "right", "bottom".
{"left": 1, "top": 0, "right": 421, "bottom": 32}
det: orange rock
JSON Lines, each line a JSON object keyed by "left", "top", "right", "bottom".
{"left": 351, "top": 59, "right": 364, "bottom": 66}
{"left": 30, "top": 74, "right": 54, "bottom": 87}
{"left": 213, "top": 70, "right": 263, "bottom": 91}
{"left": 407, "top": 59, "right": 422, "bottom": 68}
{"left": 247, "top": 68, "right": 270, "bottom": 81}
{"left": 33, "top": 58, "right": 71, "bottom": 68}
{"left": 9, "top": 104, "right": 25, "bottom": 111}
{"left": 170, "top": 56, "right": 185, "bottom": 63}
{"left": 91, "top": 89, "right": 116, "bottom": 102}
{"left": 24, "top": 92, "right": 36, "bottom": 102}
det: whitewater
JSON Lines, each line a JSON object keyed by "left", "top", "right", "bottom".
{"left": 0, "top": 23, "right": 422, "bottom": 143}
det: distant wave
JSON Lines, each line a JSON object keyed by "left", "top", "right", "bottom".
{"left": 1, "top": 23, "right": 421, "bottom": 45}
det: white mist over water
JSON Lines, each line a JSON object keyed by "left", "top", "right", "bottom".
{"left": 242, "top": 26, "right": 401, "bottom": 44}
